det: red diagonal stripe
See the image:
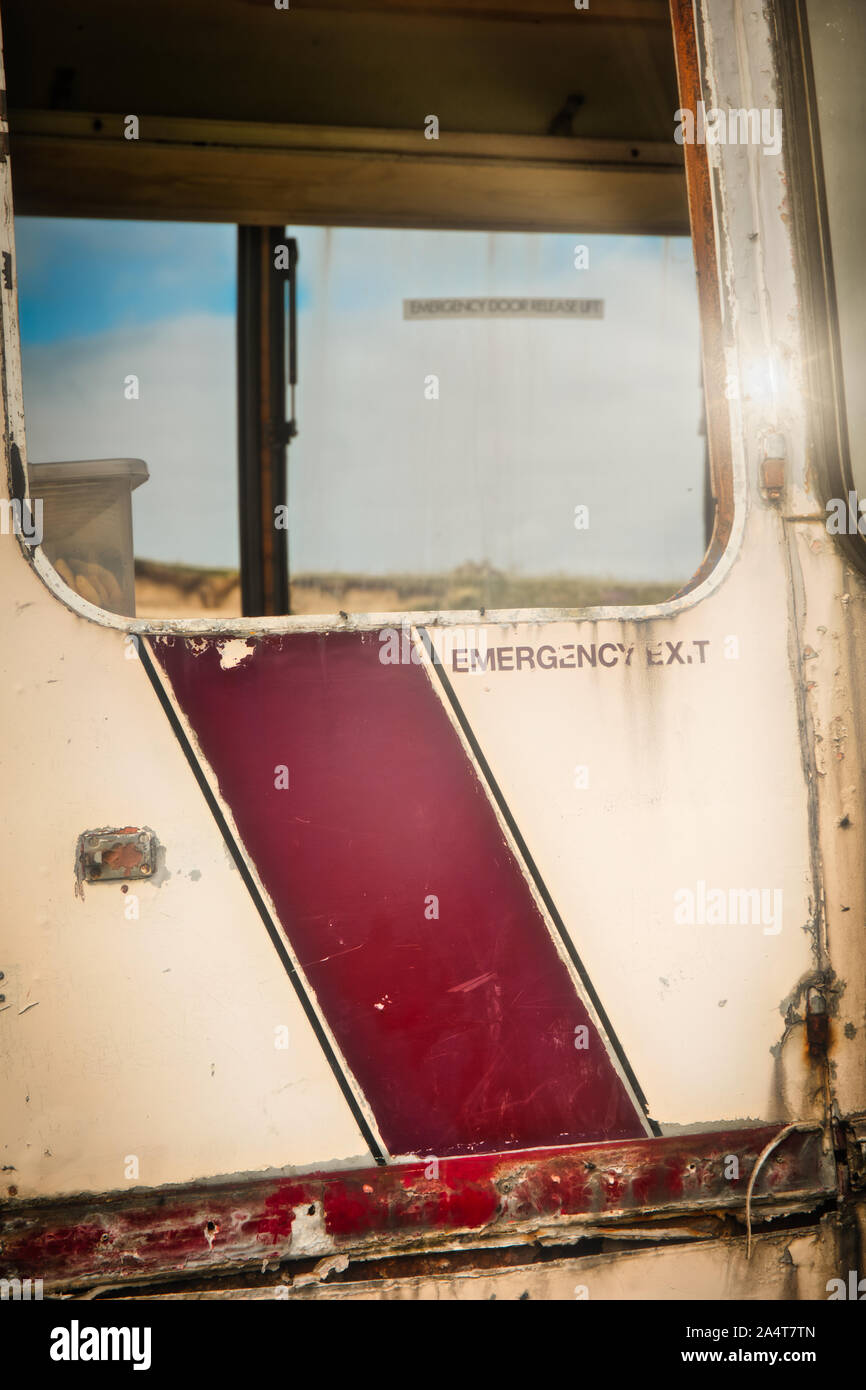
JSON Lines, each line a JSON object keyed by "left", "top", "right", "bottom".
{"left": 152, "top": 632, "right": 644, "bottom": 1156}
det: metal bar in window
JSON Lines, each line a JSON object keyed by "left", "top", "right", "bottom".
{"left": 237, "top": 225, "right": 293, "bottom": 616}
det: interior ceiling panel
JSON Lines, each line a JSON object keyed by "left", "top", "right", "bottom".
{"left": 1, "top": 0, "right": 678, "bottom": 139}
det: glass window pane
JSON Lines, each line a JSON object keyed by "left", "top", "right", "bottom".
{"left": 16, "top": 217, "right": 239, "bottom": 616}
{"left": 15, "top": 219, "right": 706, "bottom": 618}
{"left": 287, "top": 227, "right": 705, "bottom": 614}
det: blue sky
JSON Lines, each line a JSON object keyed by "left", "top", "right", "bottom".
{"left": 16, "top": 219, "right": 237, "bottom": 344}
{"left": 14, "top": 219, "right": 705, "bottom": 581}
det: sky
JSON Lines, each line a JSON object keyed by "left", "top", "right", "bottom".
{"left": 15, "top": 218, "right": 706, "bottom": 582}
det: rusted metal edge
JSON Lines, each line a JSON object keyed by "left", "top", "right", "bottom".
{"left": 769, "top": 1, "right": 863, "bottom": 569}
{"left": 669, "top": 0, "right": 735, "bottom": 590}
{"left": 0, "top": 1126, "right": 832, "bottom": 1291}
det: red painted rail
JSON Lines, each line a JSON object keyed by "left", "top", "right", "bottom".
{"left": 0, "top": 1126, "right": 831, "bottom": 1290}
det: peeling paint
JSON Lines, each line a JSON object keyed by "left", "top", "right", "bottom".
{"left": 216, "top": 639, "right": 255, "bottom": 672}
{"left": 0, "top": 1127, "right": 833, "bottom": 1292}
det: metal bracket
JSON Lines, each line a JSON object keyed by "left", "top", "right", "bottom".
{"left": 77, "top": 827, "right": 156, "bottom": 883}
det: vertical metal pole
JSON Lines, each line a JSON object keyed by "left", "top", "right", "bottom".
{"left": 237, "top": 225, "right": 291, "bottom": 616}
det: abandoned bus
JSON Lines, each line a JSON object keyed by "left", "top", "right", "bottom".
{"left": 0, "top": 0, "right": 864, "bottom": 1315}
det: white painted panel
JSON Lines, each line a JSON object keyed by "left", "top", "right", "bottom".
{"left": 0, "top": 542, "right": 372, "bottom": 1197}
{"left": 426, "top": 512, "right": 818, "bottom": 1127}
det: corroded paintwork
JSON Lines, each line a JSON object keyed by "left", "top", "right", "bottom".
{"left": 0, "top": 0, "right": 864, "bottom": 1301}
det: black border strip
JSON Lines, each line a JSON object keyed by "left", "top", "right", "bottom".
{"left": 138, "top": 636, "right": 387, "bottom": 1165}
{"left": 418, "top": 628, "right": 660, "bottom": 1136}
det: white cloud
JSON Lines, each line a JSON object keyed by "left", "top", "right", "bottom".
{"left": 21, "top": 313, "right": 238, "bottom": 568}
{"left": 19, "top": 231, "right": 706, "bottom": 584}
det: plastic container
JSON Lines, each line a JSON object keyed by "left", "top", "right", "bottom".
{"left": 27, "top": 458, "right": 149, "bottom": 617}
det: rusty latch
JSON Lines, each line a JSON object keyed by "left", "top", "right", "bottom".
{"left": 805, "top": 988, "right": 829, "bottom": 1060}
{"left": 77, "top": 827, "right": 156, "bottom": 883}
{"left": 760, "top": 434, "right": 786, "bottom": 503}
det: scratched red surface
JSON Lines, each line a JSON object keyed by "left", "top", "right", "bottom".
{"left": 151, "top": 632, "right": 644, "bottom": 1156}
{"left": 2, "top": 1127, "right": 828, "bottom": 1285}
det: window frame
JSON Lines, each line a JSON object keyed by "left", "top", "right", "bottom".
{"left": 9, "top": 0, "right": 739, "bottom": 635}
{"left": 770, "top": 0, "right": 866, "bottom": 573}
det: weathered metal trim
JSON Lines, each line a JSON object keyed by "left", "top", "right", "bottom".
{"left": 668, "top": 0, "right": 734, "bottom": 589}
{"left": 132, "top": 1221, "right": 844, "bottom": 1302}
{"left": 0, "top": 18, "right": 28, "bottom": 533}
{"left": 0, "top": 1126, "right": 832, "bottom": 1292}
{"left": 28, "top": 543, "right": 752, "bottom": 636}
{"left": 769, "top": 1, "right": 865, "bottom": 566}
